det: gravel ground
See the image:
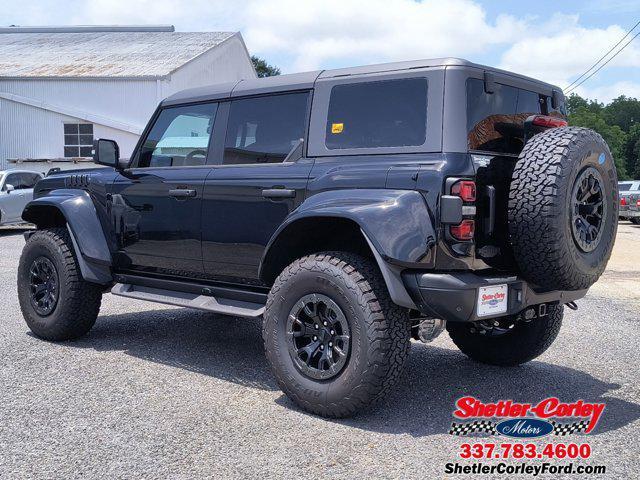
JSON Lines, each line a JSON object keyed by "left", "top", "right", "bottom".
{"left": 0, "top": 224, "right": 639, "bottom": 479}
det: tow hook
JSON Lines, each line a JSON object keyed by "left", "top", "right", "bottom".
{"left": 412, "top": 318, "right": 446, "bottom": 343}
{"left": 565, "top": 301, "right": 578, "bottom": 311}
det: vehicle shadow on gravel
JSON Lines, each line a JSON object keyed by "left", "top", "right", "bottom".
{"left": 325, "top": 344, "right": 640, "bottom": 437}
{"left": 73, "top": 308, "right": 640, "bottom": 438}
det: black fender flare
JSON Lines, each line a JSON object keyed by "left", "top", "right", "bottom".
{"left": 22, "top": 189, "right": 112, "bottom": 285}
{"left": 261, "top": 189, "right": 437, "bottom": 309}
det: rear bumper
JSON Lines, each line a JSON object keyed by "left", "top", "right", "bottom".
{"left": 625, "top": 209, "right": 640, "bottom": 218}
{"left": 403, "top": 271, "right": 588, "bottom": 322}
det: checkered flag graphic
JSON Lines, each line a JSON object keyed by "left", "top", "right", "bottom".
{"left": 550, "top": 420, "right": 591, "bottom": 436}
{"left": 449, "top": 421, "right": 497, "bottom": 436}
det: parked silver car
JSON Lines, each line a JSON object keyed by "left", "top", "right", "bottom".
{"left": 0, "top": 170, "right": 44, "bottom": 226}
{"left": 619, "top": 180, "right": 640, "bottom": 224}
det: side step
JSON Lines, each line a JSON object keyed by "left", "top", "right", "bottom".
{"left": 111, "top": 283, "right": 265, "bottom": 318}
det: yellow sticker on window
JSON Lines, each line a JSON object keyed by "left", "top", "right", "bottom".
{"left": 331, "top": 123, "right": 344, "bottom": 134}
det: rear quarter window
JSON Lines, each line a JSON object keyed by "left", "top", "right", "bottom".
{"left": 466, "top": 78, "right": 546, "bottom": 155}
{"left": 325, "top": 78, "right": 427, "bottom": 149}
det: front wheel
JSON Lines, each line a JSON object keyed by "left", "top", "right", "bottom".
{"left": 446, "top": 305, "right": 563, "bottom": 366}
{"left": 18, "top": 228, "right": 103, "bottom": 341}
{"left": 263, "top": 252, "right": 411, "bottom": 418}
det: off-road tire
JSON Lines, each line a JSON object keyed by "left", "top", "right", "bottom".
{"left": 447, "top": 304, "right": 563, "bottom": 366}
{"left": 18, "top": 228, "right": 102, "bottom": 340}
{"left": 631, "top": 218, "right": 640, "bottom": 225}
{"left": 509, "top": 127, "right": 618, "bottom": 291}
{"left": 263, "top": 252, "right": 411, "bottom": 418}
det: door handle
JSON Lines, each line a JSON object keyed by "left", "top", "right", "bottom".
{"left": 262, "top": 188, "right": 296, "bottom": 199}
{"left": 169, "top": 189, "right": 197, "bottom": 198}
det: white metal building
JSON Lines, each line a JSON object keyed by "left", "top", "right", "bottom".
{"left": 0, "top": 25, "right": 256, "bottom": 170}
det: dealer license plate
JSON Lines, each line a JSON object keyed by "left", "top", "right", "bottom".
{"left": 477, "top": 284, "right": 508, "bottom": 317}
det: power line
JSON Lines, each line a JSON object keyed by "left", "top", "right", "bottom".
{"left": 564, "top": 19, "right": 640, "bottom": 92}
{"left": 565, "top": 27, "right": 640, "bottom": 94}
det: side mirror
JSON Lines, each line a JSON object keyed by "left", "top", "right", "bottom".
{"left": 93, "top": 139, "right": 120, "bottom": 168}
{"left": 5, "top": 184, "right": 15, "bottom": 193}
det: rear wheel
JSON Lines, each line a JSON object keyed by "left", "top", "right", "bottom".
{"left": 263, "top": 252, "right": 410, "bottom": 418}
{"left": 18, "top": 228, "right": 102, "bottom": 341}
{"left": 631, "top": 218, "right": 640, "bottom": 225}
{"left": 447, "top": 305, "right": 563, "bottom": 366}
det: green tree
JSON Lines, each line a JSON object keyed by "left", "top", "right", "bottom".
{"left": 251, "top": 56, "right": 281, "bottom": 78}
{"left": 604, "top": 95, "right": 640, "bottom": 132}
{"left": 566, "top": 93, "right": 604, "bottom": 116}
{"left": 624, "top": 123, "right": 640, "bottom": 178}
{"left": 569, "top": 106, "right": 628, "bottom": 178}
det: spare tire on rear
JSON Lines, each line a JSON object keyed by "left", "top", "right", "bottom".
{"left": 508, "top": 127, "right": 618, "bottom": 291}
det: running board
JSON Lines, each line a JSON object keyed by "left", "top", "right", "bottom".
{"left": 111, "top": 283, "right": 265, "bottom": 318}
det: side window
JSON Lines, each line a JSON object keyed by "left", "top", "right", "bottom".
{"left": 466, "top": 78, "right": 544, "bottom": 155}
{"left": 19, "top": 173, "right": 40, "bottom": 189}
{"left": 3, "top": 172, "right": 39, "bottom": 190}
{"left": 137, "top": 103, "right": 218, "bottom": 168}
{"left": 325, "top": 78, "right": 428, "bottom": 150}
{"left": 223, "top": 92, "right": 309, "bottom": 165}
{"left": 4, "top": 173, "right": 20, "bottom": 190}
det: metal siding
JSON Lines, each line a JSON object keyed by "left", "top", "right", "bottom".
{"left": 0, "top": 32, "right": 257, "bottom": 165}
{"left": 162, "top": 35, "right": 256, "bottom": 98}
{"left": 0, "top": 31, "right": 235, "bottom": 78}
{"left": 0, "top": 79, "right": 157, "bottom": 162}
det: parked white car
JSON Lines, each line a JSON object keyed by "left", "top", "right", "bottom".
{"left": 0, "top": 170, "right": 44, "bottom": 226}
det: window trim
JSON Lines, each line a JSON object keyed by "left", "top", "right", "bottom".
{"left": 324, "top": 77, "right": 428, "bottom": 151}
{"left": 218, "top": 90, "right": 313, "bottom": 167}
{"left": 308, "top": 69, "right": 442, "bottom": 157}
{"left": 129, "top": 102, "right": 220, "bottom": 169}
{"left": 464, "top": 77, "right": 553, "bottom": 154}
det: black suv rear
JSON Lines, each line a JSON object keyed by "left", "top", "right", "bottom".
{"left": 18, "top": 58, "right": 618, "bottom": 417}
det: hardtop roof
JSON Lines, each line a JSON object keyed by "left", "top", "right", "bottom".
{"left": 163, "top": 57, "right": 562, "bottom": 106}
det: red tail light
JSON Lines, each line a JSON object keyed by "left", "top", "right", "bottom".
{"left": 620, "top": 197, "right": 627, "bottom": 206}
{"left": 532, "top": 115, "right": 568, "bottom": 128}
{"left": 636, "top": 199, "right": 640, "bottom": 207}
{"left": 450, "top": 220, "right": 475, "bottom": 241}
{"left": 451, "top": 180, "right": 476, "bottom": 202}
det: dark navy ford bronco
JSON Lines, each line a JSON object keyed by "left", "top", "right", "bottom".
{"left": 18, "top": 58, "right": 618, "bottom": 417}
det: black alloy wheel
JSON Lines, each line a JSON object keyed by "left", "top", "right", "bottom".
{"left": 29, "top": 256, "right": 59, "bottom": 316}
{"left": 286, "top": 293, "right": 351, "bottom": 380}
{"left": 571, "top": 166, "right": 606, "bottom": 253}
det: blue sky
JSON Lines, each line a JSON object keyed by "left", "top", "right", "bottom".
{"left": 2, "top": 0, "right": 640, "bottom": 102}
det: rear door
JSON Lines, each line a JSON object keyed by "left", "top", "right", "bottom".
{"left": 201, "top": 91, "right": 312, "bottom": 284}
{"left": 110, "top": 102, "right": 218, "bottom": 276}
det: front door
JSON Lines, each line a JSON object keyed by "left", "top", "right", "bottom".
{"left": 201, "top": 92, "right": 312, "bottom": 284}
{"left": 110, "top": 102, "right": 218, "bottom": 276}
{"left": 1, "top": 171, "right": 39, "bottom": 223}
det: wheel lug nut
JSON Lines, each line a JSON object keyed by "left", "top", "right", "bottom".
{"left": 314, "top": 324, "right": 319, "bottom": 329}
{"left": 329, "top": 342, "right": 333, "bottom": 347}
{"left": 320, "top": 345, "right": 324, "bottom": 350}
{"left": 330, "top": 330, "right": 335, "bottom": 335}
{"left": 323, "top": 321, "right": 328, "bottom": 326}
{"left": 313, "top": 336, "right": 317, "bottom": 341}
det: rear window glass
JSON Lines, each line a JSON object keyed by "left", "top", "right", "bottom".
{"left": 466, "top": 78, "right": 545, "bottom": 155}
{"left": 325, "top": 78, "right": 427, "bottom": 150}
{"left": 619, "top": 182, "right": 633, "bottom": 191}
